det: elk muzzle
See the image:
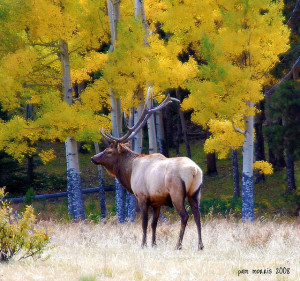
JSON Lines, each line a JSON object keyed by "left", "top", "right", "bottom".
{"left": 91, "top": 153, "right": 103, "bottom": 165}
{"left": 91, "top": 156, "right": 98, "bottom": 165}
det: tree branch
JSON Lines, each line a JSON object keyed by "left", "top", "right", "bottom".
{"left": 255, "top": 45, "right": 300, "bottom": 80}
{"left": 24, "top": 83, "right": 61, "bottom": 89}
{"left": 287, "top": 0, "right": 300, "bottom": 26}
{"left": 39, "top": 57, "right": 61, "bottom": 69}
{"left": 265, "top": 55, "right": 300, "bottom": 96}
{"left": 99, "top": 8, "right": 108, "bottom": 15}
{"left": 30, "top": 41, "right": 59, "bottom": 48}
{"left": 231, "top": 121, "right": 245, "bottom": 135}
{"left": 31, "top": 73, "right": 62, "bottom": 80}
{"left": 37, "top": 51, "right": 59, "bottom": 62}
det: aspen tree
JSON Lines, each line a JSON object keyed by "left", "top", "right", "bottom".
{"left": 106, "top": 0, "right": 126, "bottom": 223}
{"left": 157, "top": 0, "right": 290, "bottom": 221}
{"left": 0, "top": 0, "right": 111, "bottom": 220}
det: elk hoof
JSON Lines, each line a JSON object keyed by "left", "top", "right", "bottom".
{"left": 152, "top": 242, "right": 157, "bottom": 248}
{"left": 198, "top": 244, "right": 204, "bottom": 250}
{"left": 175, "top": 244, "right": 182, "bottom": 250}
{"left": 141, "top": 243, "right": 147, "bottom": 249}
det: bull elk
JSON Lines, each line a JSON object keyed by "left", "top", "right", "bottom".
{"left": 91, "top": 90, "right": 204, "bottom": 250}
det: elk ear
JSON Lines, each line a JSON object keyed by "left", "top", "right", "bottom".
{"left": 117, "top": 143, "right": 126, "bottom": 154}
{"left": 112, "top": 141, "right": 118, "bottom": 148}
{"left": 123, "top": 142, "right": 132, "bottom": 149}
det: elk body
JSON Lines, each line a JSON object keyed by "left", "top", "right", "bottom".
{"left": 91, "top": 90, "right": 204, "bottom": 250}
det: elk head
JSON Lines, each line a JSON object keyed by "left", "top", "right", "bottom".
{"left": 91, "top": 142, "right": 129, "bottom": 167}
{"left": 91, "top": 87, "right": 179, "bottom": 176}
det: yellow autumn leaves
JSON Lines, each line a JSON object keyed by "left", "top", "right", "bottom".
{"left": 204, "top": 120, "right": 245, "bottom": 159}
{"left": 176, "top": 0, "right": 289, "bottom": 168}
{"left": 0, "top": 0, "right": 290, "bottom": 170}
{"left": 253, "top": 161, "right": 273, "bottom": 175}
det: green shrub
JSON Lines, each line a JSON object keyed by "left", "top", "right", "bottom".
{"left": 85, "top": 200, "right": 101, "bottom": 223}
{"left": 54, "top": 198, "right": 71, "bottom": 220}
{"left": 200, "top": 197, "right": 242, "bottom": 214}
{"left": 79, "top": 275, "right": 97, "bottom": 281}
{"left": 0, "top": 187, "right": 50, "bottom": 262}
{"left": 24, "top": 187, "right": 35, "bottom": 206}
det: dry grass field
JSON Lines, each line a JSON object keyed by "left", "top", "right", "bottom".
{"left": 0, "top": 217, "right": 299, "bottom": 281}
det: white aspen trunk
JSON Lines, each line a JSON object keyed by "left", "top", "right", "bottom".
{"left": 60, "top": 40, "right": 85, "bottom": 220}
{"left": 60, "top": 40, "right": 73, "bottom": 106}
{"left": 241, "top": 108, "right": 255, "bottom": 222}
{"left": 133, "top": 90, "right": 144, "bottom": 153}
{"left": 130, "top": 0, "right": 147, "bottom": 220}
{"left": 155, "top": 109, "right": 168, "bottom": 156}
{"left": 107, "top": 0, "right": 125, "bottom": 223}
{"left": 107, "top": 0, "right": 120, "bottom": 51}
{"left": 65, "top": 137, "right": 85, "bottom": 220}
{"left": 109, "top": 92, "right": 122, "bottom": 138}
{"left": 134, "top": 0, "right": 142, "bottom": 16}
{"left": 132, "top": 0, "right": 145, "bottom": 153}
{"left": 134, "top": 0, "right": 149, "bottom": 45}
{"left": 134, "top": 0, "right": 142, "bottom": 17}
{"left": 107, "top": 0, "right": 122, "bottom": 138}
{"left": 126, "top": 107, "right": 136, "bottom": 221}
{"left": 94, "top": 142, "right": 106, "bottom": 220}
{"left": 134, "top": 0, "right": 157, "bottom": 153}
{"left": 146, "top": 96, "right": 158, "bottom": 154}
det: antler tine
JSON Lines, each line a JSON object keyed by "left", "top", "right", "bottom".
{"left": 124, "top": 94, "right": 180, "bottom": 142}
{"left": 101, "top": 127, "right": 134, "bottom": 143}
{"left": 148, "top": 95, "right": 180, "bottom": 113}
{"left": 100, "top": 128, "right": 116, "bottom": 141}
{"left": 118, "top": 93, "right": 151, "bottom": 137}
{"left": 125, "top": 114, "right": 152, "bottom": 141}
{"left": 100, "top": 88, "right": 180, "bottom": 144}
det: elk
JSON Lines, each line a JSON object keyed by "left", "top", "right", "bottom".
{"left": 91, "top": 90, "right": 204, "bottom": 250}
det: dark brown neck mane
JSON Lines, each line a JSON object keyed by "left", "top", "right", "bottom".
{"left": 110, "top": 148, "right": 140, "bottom": 194}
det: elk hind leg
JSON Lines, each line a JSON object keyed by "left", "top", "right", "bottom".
{"left": 151, "top": 206, "right": 161, "bottom": 247}
{"left": 170, "top": 181, "right": 189, "bottom": 250}
{"left": 188, "top": 188, "right": 204, "bottom": 250}
{"left": 139, "top": 201, "right": 149, "bottom": 248}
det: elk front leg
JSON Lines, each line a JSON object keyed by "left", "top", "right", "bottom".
{"left": 140, "top": 201, "right": 149, "bottom": 248}
{"left": 151, "top": 206, "right": 161, "bottom": 247}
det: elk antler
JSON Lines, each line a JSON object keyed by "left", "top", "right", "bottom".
{"left": 101, "top": 87, "right": 180, "bottom": 143}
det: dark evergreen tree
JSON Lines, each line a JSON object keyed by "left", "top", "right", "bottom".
{"left": 265, "top": 81, "right": 300, "bottom": 192}
{"left": 176, "top": 89, "right": 191, "bottom": 158}
{"left": 265, "top": 1, "right": 300, "bottom": 192}
{"left": 232, "top": 149, "right": 240, "bottom": 198}
{"left": 254, "top": 101, "right": 266, "bottom": 183}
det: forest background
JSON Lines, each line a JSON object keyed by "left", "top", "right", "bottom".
{"left": 1, "top": 1, "right": 300, "bottom": 279}
{"left": 0, "top": 0, "right": 299, "bottom": 223}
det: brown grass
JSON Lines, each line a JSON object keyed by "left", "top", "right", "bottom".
{"left": 0, "top": 218, "right": 299, "bottom": 281}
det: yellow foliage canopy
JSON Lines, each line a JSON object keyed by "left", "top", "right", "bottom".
{"left": 204, "top": 120, "right": 245, "bottom": 158}
{"left": 171, "top": 0, "right": 290, "bottom": 156}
